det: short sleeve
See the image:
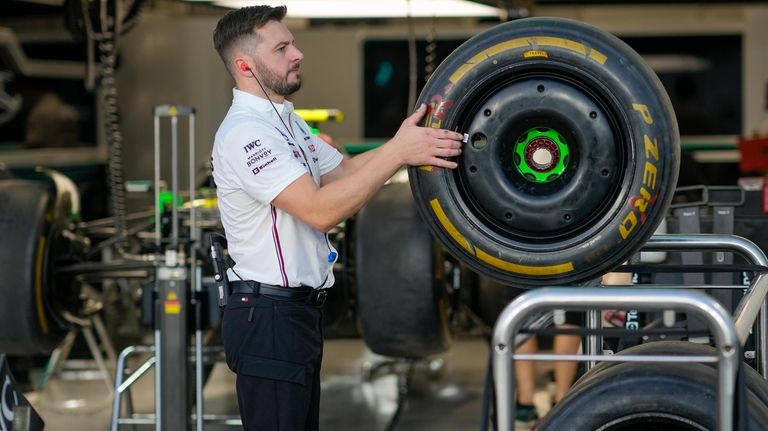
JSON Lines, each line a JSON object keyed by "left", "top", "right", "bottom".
{"left": 312, "top": 134, "right": 344, "bottom": 175}
{"left": 221, "top": 123, "right": 307, "bottom": 204}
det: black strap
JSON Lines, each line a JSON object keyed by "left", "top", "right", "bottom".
{"left": 673, "top": 206, "right": 704, "bottom": 341}
{"left": 230, "top": 280, "right": 312, "bottom": 299}
{"left": 712, "top": 205, "right": 736, "bottom": 310}
{"left": 675, "top": 206, "right": 705, "bottom": 284}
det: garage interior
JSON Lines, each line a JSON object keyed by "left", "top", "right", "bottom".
{"left": 2, "top": 1, "right": 768, "bottom": 430}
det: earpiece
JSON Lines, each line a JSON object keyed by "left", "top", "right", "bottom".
{"left": 240, "top": 63, "right": 250, "bottom": 73}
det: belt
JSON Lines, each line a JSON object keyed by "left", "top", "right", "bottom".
{"left": 230, "top": 280, "right": 311, "bottom": 299}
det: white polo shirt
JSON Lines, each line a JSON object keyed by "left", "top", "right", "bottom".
{"left": 211, "top": 89, "right": 343, "bottom": 289}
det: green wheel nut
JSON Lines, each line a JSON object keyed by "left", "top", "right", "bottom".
{"left": 513, "top": 127, "right": 570, "bottom": 183}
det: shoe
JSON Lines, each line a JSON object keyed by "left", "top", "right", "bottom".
{"left": 515, "top": 403, "right": 539, "bottom": 430}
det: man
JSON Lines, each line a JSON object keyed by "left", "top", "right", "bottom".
{"left": 211, "top": 5, "right": 463, "bottom": 430}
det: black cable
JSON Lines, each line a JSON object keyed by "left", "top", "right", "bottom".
{"left": 247, "top": 69, "right": 294, "bottom": 139}
{"left": 383, "top": 361, "right": 415, "bottom": 431}
{"left": 480, "top": 348, "right": 497, "bottom": 431}
{"left": 248, "top": 69, "right": 317, "bottom": 180}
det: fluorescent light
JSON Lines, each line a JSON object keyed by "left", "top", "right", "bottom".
{"left": 211, "top": 0, "right": 499, "bottom": 19}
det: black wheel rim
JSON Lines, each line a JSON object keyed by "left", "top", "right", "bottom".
{"left": 451, "top": 62, "right": 631, "bottom": 246}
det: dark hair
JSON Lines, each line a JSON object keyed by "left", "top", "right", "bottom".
{"left": 213, "top": 5, "right": 287, "bottom": 73}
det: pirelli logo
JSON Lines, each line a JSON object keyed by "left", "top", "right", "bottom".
{"left": 524, "top": 50, "right": 548, "bottom": 59}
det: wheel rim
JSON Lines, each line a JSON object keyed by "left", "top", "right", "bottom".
{"left": 453, "top": 65, "right": 630, "bottom": 244}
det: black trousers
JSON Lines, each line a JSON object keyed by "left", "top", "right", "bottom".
{"left": 221, "top": 293, "right": 323, "bottom": 431}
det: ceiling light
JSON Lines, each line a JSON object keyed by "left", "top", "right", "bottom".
{"left": 210, "top": 0, "right": 500, "bottom": 19}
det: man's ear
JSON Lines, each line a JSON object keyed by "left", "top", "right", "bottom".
{"left": 234, "top": 57, "right": 253, "bottom": 77}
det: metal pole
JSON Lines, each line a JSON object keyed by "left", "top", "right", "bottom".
{"left": 110, "top": 346, "right": 132, "bottom": 431}
{"left": 153, "top": 115, "right": 161, "bottom": 249}
{"left": 188, "top": 113, "right": 196, "bottom": 241}
{"left": 584, "top": 309, "right": 601, "bottom": 370}
{"left": 152, "top": 104, "right": 197, "bottom": 431}
{"left": 170, "top": 115, "right": 179, "bottom": 249}
{"left": 110, "top": 345, "right": 155, "bottom": 431}
{"left": 187, "top": 111, "right": 204, "bottom": 431}
{"left": 153, "top": 327, "right": 162, "bottom": 431}
{"left": 195, "top": 267, "right": 204, "bottom": 431}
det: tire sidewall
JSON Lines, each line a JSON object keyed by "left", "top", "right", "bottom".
{"left": 0, "top": 180, "right": 65, "bottom": 355}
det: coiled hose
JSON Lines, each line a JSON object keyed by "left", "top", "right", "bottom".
{"left": 98, "top": 38, "right": 129, "bottom": 249}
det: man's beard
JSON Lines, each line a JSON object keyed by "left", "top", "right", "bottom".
{"left": 253, "top": 60, "right": 301, "bottom": 96}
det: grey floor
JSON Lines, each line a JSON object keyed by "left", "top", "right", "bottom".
{"left": 24, "top": 337, "right": 556, "bottom": 431}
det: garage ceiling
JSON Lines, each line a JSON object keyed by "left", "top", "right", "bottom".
{"left": 476, "top": 0, "right": 767, "bottom": 4}
{"left": 208, "top": 0, "right": 500, "bottom": 18}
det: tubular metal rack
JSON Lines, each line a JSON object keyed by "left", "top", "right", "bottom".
{"left": 492, "top": 234, "right": 768, "bottom": 431}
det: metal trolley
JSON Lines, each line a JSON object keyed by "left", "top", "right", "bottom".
{"left": 491, "top": 234, "right": 768, "bottom": 431}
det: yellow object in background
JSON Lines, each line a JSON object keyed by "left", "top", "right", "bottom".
{"left": 294, "top": 109, "right": 344, "bottom": 124}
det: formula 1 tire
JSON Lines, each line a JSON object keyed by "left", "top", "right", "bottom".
{"left": 355, "top": 181, "right": 451, "bottom": 358}
{"left": 538, "top": 342, "right": 768, "bottom": 430}
{"left": 409, "top": 17, "right": 679, "bottom": 287}
{"left": 0, "top": 180, "right": 68, "bottom": 355}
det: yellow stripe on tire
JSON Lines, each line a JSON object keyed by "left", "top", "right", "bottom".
{"left": 430, "top": 198, "right": 575, "bottom": 276}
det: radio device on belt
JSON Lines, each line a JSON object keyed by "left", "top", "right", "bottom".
{"left": 209, "top": 233, "right": 231, "bottom": 308}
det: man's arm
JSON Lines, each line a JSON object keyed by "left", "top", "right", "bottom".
{"left": 321, "top": 105, "right": 459, "bottom": 184}
{"left": 273, "top": 104, "right": 462, "bottom": 232}
{"left": 320, "top": 139, "right": 391, "bottom": 185}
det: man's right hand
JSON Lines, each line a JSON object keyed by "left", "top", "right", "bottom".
{"left": 388, "top": 104, "right": 464, "bottom": 169}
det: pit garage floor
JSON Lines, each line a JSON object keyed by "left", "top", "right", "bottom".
{"left": 24, "top": 336, "right": 556, "bottom": 431}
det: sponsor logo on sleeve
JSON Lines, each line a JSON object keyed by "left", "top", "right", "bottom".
{"left": 243, "top": 139, "right": 262, "bottom": 153}
{"left": 251, "top": 156, "right": 277, "bottom": 175}
{"left": 246, "top": 147, "right": 273, "bottom": 168}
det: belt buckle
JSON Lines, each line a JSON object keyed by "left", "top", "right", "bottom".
{"left": 313, "top": 290, "right": 327, "bottom": 307}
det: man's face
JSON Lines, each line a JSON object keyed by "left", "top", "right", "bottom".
{"left": 249, "top": 20, "right": 303, "bottom": 97}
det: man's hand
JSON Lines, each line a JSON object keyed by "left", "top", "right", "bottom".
{"left": 388, "top": 104, "right": 464, "bottom": 169}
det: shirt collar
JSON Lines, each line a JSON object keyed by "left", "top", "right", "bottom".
{"left": 232, "top": 88, "right": 294, "bottom": 115}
